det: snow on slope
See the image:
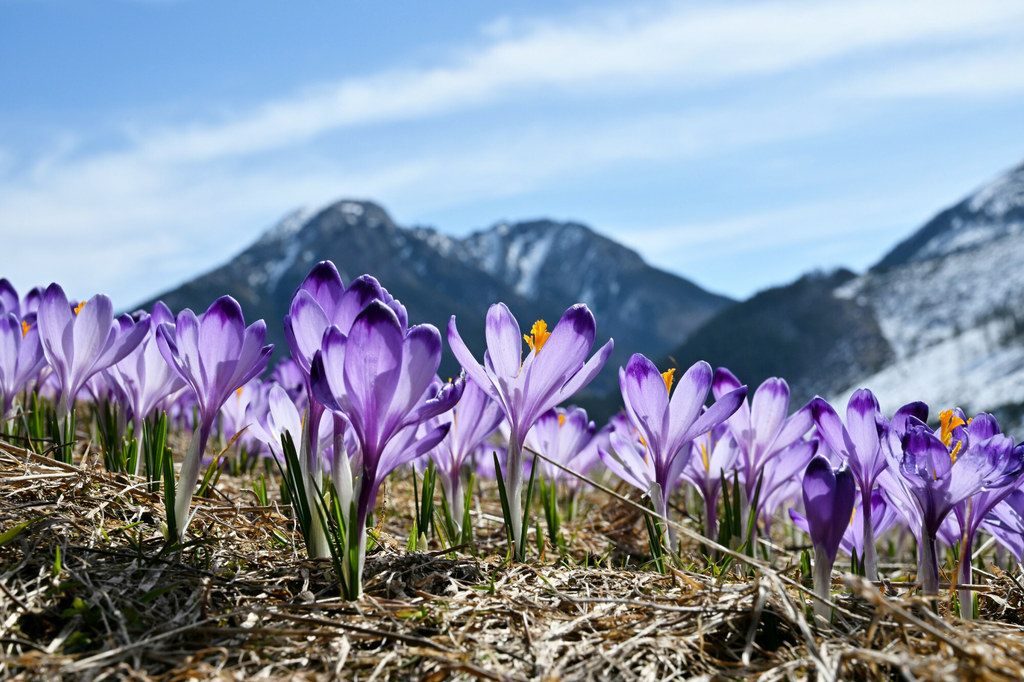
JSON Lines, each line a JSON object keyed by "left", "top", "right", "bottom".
{"left": 832, "top": 217, "right": 1024, "bottom": 431}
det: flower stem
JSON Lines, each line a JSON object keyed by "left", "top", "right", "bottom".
{"left": 918, "top": 534, "right": 940, "bottom": 596}
{"left": 812, "top": 544, "right": 834, "bottom": 623}
{"left": 174, "top": 421, "right": 211, "bottom": 540}
{"left": 861, "top": 488, "right": 878, "bottom": 581}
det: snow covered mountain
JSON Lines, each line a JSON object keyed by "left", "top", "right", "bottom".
{"left": 142, "top": 200, "right": 732, "bottom": 397}
{"left": 832, "top": 160, "right": 1024, "bottom": 429}
{"left": 658, "top": 158, "right": 1024, "bottom": 434}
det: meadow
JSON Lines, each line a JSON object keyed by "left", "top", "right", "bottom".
{"left": 2, "top": 265, "right": 1024, "bottom": 681}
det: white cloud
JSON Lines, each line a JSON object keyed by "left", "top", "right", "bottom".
{"left": 4, "top": 0, "right": 1024, "bottom": 305}
{"left": 833, "top": 45, "right": 1024, "bottom": 99}
{"left": 115, "top": 0, "right": 1024, "bottom": 165}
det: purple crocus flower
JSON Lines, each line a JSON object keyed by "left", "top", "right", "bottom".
{"left": 800, "top": 455, "right": 856, "bottom": 620}
{"left": 426, "top": 377, "right": 504, "bottom": 534}
{"left": 713, "top": 369, "right": 812, "bottom": 518}
{"left": 884, "top": 414, "right": 1023, "bottom": 595}
{"left": 941, "top": 412, "right": 1024, "bottom": 617}
{"left": 0, "top": 279, "right": 19, "bottom": 316}
{"left": 604, "top": 355, "right": 746, "bottom": 547}
{"left": 283, "top": 262, "right": 401, "bottom": 557}
{"left": 107, "top": 302, "right": 187, "bottom": 475}
{"left": 790, "top": 489, "right": 898, "bottom": 567}
{"left": 448, "top": 302, "right": 613, "bottom": 558}
{"left": 36, "top": 284, "right": 150, "bottom": 443}
{"left": 0, "top": 312, "right": 46, "bottom": 421}
{"left": 811, "top": 390, "right": 886, "bottom": 580}
{"left": 524, "top": 406, "right": 597, "bottom": 483}
{"left": 311, "top": 300, "right": 461, "bottom": 595}
{"left": 156, "top": 296, "right": 272, "bottom": 537}
{"left": 681, "top": 424, "right": 740, "bottom": 538}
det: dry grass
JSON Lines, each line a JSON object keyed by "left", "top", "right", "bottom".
{"left": 2, "top": 440, "right": 1024, "bottom": 681}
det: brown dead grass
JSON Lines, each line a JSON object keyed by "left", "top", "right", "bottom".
{"left": 2, "top": 440, "right": 1024, "bottom": 681}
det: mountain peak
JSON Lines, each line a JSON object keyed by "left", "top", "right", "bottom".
{"left": 872, "top": 159, "right": 1024, "bottom": 271}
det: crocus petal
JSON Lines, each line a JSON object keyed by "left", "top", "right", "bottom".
{"left": 334, "top": 275, "right": 386, "bottom": 331}
{"left": 484, "top": 303, "right": 523, "bottom": 380}
{"left": 557, "top": 337, "right": 614, "bottom": 400}
{"left": 620, "top": 354, "right": 670, "bottom": 461}
{"left": 447, "top": 316, "right": 500, "bottom": 404}
{"left": 810, "top": 397, "right": 850, "bottom": 460}
{"left": 749, "top": 378, "right": 789, "bottom": 457}
{"left": 680, "top": 384, "right": 748, "bottom": 447}
{"left": 803, "top": 456, "right": 857, "bottom": 563}
{"left": 343, "top": 301, "right": 404, "bottom": 455}
{"left": 527, "top": 304, "right": 595, "bottom": 387}
{"left": 284, "top": 291, "right": 331, "bottom": 372}
{"left": 665, "top": 360, "right": 714, "bottom": 447}
{"left": 846, "top": 388, "right": 882, "bottom": 476}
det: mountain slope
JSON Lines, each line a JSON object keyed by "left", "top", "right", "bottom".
{"left": 657, "top": 269, "right": 893, "bottom": 407}
{"left": 141, "top": 200, "right": 733, "bottom": 396}
{"left": 831, "top": 160, "right": 1024, "bottom": 426}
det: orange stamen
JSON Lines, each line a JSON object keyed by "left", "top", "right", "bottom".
{"left": 939, "top": 409, "right": 966, "bottom": 447}
{"left": 524, "top": 320, "right": 550, "bottom": 352}
{"left": 661, "top": 368, "right": 676, "bottom": 394}
{"left": 74, "top": 301, "right": 86, "bottom": 316}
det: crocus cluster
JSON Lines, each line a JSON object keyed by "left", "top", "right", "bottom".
{"left": 5, "top": 265, "right": 1024, "bottom": 614}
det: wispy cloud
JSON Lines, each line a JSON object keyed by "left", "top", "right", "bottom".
{"left": 3, "top": 0, "right": 1024, "bottom": 305}
{"left": 121, "top": 0, "right": 1024, "bottom": 164}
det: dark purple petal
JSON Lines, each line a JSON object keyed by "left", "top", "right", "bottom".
{"left": 802, "top": 456, "right": 856, "bottom": 563}
{"left": 284, "top": 290, "right": 331, "bottom": 373}
{"left": 298, "top": 261, "right": 345, "bottom": 311}
{"left": 334, "top": 275, "right": 386, "bottom": 331}
{"left": 966, "top": 413, "right": 1000, "bottom": 441}
{"left": 528, "top": 304, "right": 595, "bottom": 385}
{"left": 343, "top": 301, "right": 404, "bottom": 455}
{"left": 0, "top": 279, "right": 18, "bottom": 316}
{"left": 810, "top": 397, "right": 849, "bottom": 460}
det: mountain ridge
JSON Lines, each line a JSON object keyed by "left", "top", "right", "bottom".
{"left": 141, "top": 199, "right": 733, "bottom": 399}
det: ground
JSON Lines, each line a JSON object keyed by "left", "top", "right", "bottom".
{"left": 2, "top": 442, "right": 1024, "bottom": 681}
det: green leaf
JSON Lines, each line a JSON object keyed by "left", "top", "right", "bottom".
{"left": 0, "top": 517, "right": 44, "bottom": 546}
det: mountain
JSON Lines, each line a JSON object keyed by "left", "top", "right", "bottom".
{"left": 661, "top": 269, "right": 893, "bottom": 407}
{"left": 872, "top": 159, "right": 1024, "bottom": 271}
{"left": 658, "top": 158, "right": 1024, "bottom": 430}
{"left": 141, "top": 200, "right": 733, "bottom": 398}
{"left": 831, "top": 160, "right": 1024, "bottom": 426}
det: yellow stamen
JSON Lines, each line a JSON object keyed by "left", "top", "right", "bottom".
{"left": 558, "top": 413, "right": 566, "bottom": 427}
{"left": 74, "top": 300, "right": 86, "bottom": 316}
{"left": 700, "top": 442, "right": 709, "bottom": 472}
{"left": 524, "top": 320, "right": 550, "bottom": 353}
{"left": 661, "top": 368, "right": 676, "bottom": 395}
{"left": 939, "top": 409, "right": 966, "bottom": 447}
{"left": 850, "top": 506, "right": 856, "bottom": 527}
{"left": 21, "top": 320, "right": 30, "bottom": 338}
{"left": 950, "top": 440, "right": 963, "bottom": 464}
{"left": 235, "top": 386, "right": 244, "bottom": 403}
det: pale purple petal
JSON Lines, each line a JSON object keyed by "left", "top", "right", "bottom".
{"left": 484, "top": 303, "right": 523, "bottom": 380}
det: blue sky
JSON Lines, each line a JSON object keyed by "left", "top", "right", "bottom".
{"left": 2, "top": 0, "right": 1024, "bottom": 309}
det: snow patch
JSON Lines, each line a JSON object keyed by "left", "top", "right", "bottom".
{"left": 258, "top": 206, "right": 315, "bottom": 245}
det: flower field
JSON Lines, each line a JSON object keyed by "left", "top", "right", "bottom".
{"left": 2, "top": 264, "right": 1024, "bottom": 680}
